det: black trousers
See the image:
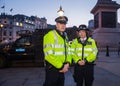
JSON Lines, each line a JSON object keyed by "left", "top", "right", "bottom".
{"left": 73, "top": 64, "right": 94, "bottom": 86}
{"left": 43, "top": 64, "right": 65, "bottom": 86}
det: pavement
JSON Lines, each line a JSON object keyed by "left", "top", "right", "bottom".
{"left": 0, "top": 51, "right": 120, "bottom": 86}
{"left": 93, "top": 51, "right": 120, "bottom": 86}
{"left": 96, "top": 51, "right": 120, "bottom": 77}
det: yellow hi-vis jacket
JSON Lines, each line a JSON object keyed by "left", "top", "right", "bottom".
{"left": 70, "top": 37, "right": 98, "bottom": 63}
{"left": 43, "top": 30, "right": 71, "bottom": 69}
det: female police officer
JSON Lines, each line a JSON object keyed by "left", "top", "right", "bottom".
{"left": 71, "top": 24, "right": 98, "bottom": 86}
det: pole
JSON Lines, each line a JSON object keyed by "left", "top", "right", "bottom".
{"left": 106, "top": 45, "right": 109, "bottom": 56}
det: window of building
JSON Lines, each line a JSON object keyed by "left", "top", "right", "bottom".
{"left": 9, "top": 31, "right": 12, "bottom": 36}
{"left": 10, "top": 26, "right": 13, "bottom": 29}
{"left": 16, "top": 31, "right": 19, "bottom": 36}
{"left": 3, "top": 31, "right": 7, "bottom": 36}
{"left": 9, "top": 38, "right": 12, "bottom": 40}
{"left": 10, "top": 21, "right": 13, "bottom": 25}
{"left": 4, "top": 21, "right": 7, "bottom": 24}
{"left": 3, "top": 38, "right": 6, "bottom": 40}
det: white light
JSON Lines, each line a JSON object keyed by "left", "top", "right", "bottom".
{"left": 16, "top": 22, "right": 19, "bottom": 26}
{"left": 0, "top": 24, "right": 4, "bottom": 28}
{"left": 26, "top": 20, "right": 28, "bottom": 22}
{"left": 20, "top": 23, "right": 23, "bottom": 27}
{"left": 57, "top": 6, "right": 64, "bottom": 16}
{"left": 58, "top": 11, "right": 64, "bottom": 16}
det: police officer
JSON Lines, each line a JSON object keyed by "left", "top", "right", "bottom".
{"left": 43, "top": 16, "right": 71, "bottom": 86}
{"left": 71, "top": 24, "right": 98, "bottom": 86}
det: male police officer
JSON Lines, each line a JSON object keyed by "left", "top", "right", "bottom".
{"left": 43, "top": 16, "right": 71, "bottom": 86}
{"left": 71, "top": 24, "right": 98, "bottom": 86}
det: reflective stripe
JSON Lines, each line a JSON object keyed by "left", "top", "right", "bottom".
{"left": 53, "top": 30, "right": 58, "bottom": 44}
{"left": 44, "top": 44, "right": 52, "bottom": 48}
{"left": 67, "top": 52, "right": 72, "bottom": 55}
{"left": 54, "top": 44, "right": 64, "bottom": 48}
{"left": 55, "top": 52, "right": 71, "bottom": 55}
{"left": 45, "top": 51, "right": 71, "bottom": 56}
{"left": 93, "top": 48, "right": 98, "bottom": 51}
{"left": 93, "top": 48, "right": 98, "bottom": 55}
{"left": 70, "top": 52, "right": 74, "bottom": 55}
{"left": 77, "top": 53, "right": 88, "bottom": 57}
{"left": 76, "top": 48, "right": 82, "bottom": 51}
{"left": 76, "top": 48, "right": 92, "bottom": 51}
{"left": 93, "top": 51, "right": 97, "bottom": 55}
{"left": 84, "top": 48, "right": 92, "bottom": 51}
{"left": 44, "top": 44, "right": 64, "bottom": 48}
{"left": 77, "top": 53, "right": 82, "bottom": 56}
{"left": 55, "top": 52, "right": 65, "bottom": 55}
{"left": 84, "top": 54, "right": 89, "bottom": 56}
{"left": 45, "top": 50, "right": 54, "bottom": 56}
{"left": 68, "top": 48, "right": 74, "bottom": 51}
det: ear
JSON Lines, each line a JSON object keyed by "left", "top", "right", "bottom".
{"left": 56, "top": 23, "right": 58, "bottom": 28}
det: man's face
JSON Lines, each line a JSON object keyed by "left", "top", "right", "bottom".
{"left": 56, "top": 22, "right": 66, "bottom": 32}
{"left": 78, "top": 30, "right": 87, "bottom": 38}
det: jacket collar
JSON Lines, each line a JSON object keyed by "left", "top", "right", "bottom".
{"left": 55, "top": 29, "right": 66, "bottom": 39}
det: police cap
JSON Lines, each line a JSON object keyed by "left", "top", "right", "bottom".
{"left": 77, "top": 24, "right": 88, "bottom": 31}
{"left": 55, "top": 16, "right": 68, "bottom": 24}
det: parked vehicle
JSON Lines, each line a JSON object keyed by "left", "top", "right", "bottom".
{"left": 0, "top": 29, "right": 51, "bottom": 68}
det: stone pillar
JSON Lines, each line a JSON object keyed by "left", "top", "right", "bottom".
{"left": 91, "top": 0, "right": 120, "bottom": 50}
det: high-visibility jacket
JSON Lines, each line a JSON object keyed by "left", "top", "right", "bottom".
{"left": 70, "top": 37, "right": 98, "bottom": 63}
{"left": 43, "top": 30, "right": 71, "bottom": 69}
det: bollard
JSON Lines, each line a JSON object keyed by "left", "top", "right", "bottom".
{"left": 106, "top": 45, "right": 109, "bottom": 56}
{"left": 118, "top": 42, "right": 120, "bottom": 55}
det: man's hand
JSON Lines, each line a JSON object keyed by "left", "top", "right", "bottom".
{"left": 78, "top": 60, "right": 85, "bottom": 66}
{"left": 59, "top": 63, "right": 69, "bottom": 73}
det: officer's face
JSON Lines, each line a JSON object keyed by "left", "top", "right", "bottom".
{"left": 56, "top": 22, "right": 66, "bottom": 32}
{"left": 78, "top": 30, "right": 87, "bottom": 38}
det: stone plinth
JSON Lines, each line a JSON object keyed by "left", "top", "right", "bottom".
{"left": 93, "top": 28, "right": 120, "bottom": 49}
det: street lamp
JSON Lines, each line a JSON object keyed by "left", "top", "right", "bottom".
{"left": 0, "top": 24, "right": 3, "bottom": 28}
{"left": 57, "top": 6, "right": 64, "bottom": 16}
{"left": 0, "top": 24, "right": 4, "bottom": 42}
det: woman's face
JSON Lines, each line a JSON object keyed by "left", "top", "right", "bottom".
{"left": 78, "top": 30, "right": 87, "bottom": 38}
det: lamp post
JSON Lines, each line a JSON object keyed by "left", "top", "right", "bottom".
{"left": 57, "top": 6, "right": 64, "bottom": 16}
{"left": 0, "top": 24, "right": 4, "bottom": 43}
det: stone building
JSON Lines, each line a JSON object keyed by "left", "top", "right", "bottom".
{"left": 0, "top": 13, "right": 47, "bottom": 43}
